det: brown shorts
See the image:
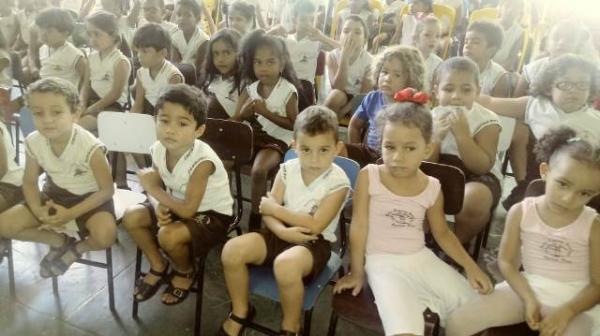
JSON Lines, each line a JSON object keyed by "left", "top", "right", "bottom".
{"left": 207, "top": 94, "right": 231, "bottom": 120}
{"left": 345, "top": 142, "right": 380, "bottom": 167}
{"left": 87, "top": 90, "right": 125, "bottom": 116}
{"left": 253, "top": 130, "right": 289, "bottom": 157}
{"left": 258, "top": 228, "right": 331, "bottom": 282}
{"left": 0, "top": 182, "right": 24, "bottom": 211}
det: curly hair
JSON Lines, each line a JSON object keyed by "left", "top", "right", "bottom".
{"left": 35, "top": 7, "right": 75, "bottom": 34}
{"left": 155, "top": 84, "right": 208, "bottom": 128}
{"left": 293, "top": 105, "right": 339, "bottom": 141}
{"left": 201, "top": 28, "right": 241, "bottom": 94}
{"left": 529, "top": 54, "right": 600, "bottom": 103}
{"left": 372, "top": 45, "right": 426, "bottom": 92}
{"left": 535, "top": 126, "right": 600, "bottom": 170}
{"left": 27, "top": 77, "right": 80, "bottom": 114}
{"left": 376, "top": 102, "right": 433, "bottom": 143}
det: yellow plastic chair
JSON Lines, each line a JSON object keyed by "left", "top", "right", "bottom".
{"left": 330, "top": 0, "right": 384, "bottom": 39}
{"left": 468, "top": 7, "right": 499, "bottom": 24}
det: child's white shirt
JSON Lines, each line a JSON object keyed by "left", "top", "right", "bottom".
{"left": 25, "top": 125, "right": 106, "bottom": 195}
{"left": 522, "top": 56, "right": 549, "bottom": 85}
{"left": 0, "top": 49, "right": 11, "bottom": 89}
{"left": 0, "top": 121, "right": 23, "bottom": 186}
{"left": 137, "top": 60, "right": 183, "bottom": 107}
{"left": 479, "top": 60, "right": 506, "bottom": 96}
{"left": 400, "top": 14, "right": 418, "bottom": 46}
{"left": 207, "top": 75, "right": 239, "bottom": 117}
{"left": 329, "top": 48, "right": 372, "bottom": 95}
{"left": 247, "top": 78, "right": 297, "bottom": 144}
{"left": 280, "top": 158, "right": 350, "bottom": 242}
{"left": 493, "top": 22, "right": 524, "bottom": 66}
{"left": 39, "top": 42, "right": 84, "bottom": 88}
{"left": 285, "top": 35, "right": 320, "bottom": 84}
{"left": 424, "top": 52, "right": 442, "bottom": 92}
{"left": 88, "top": 48, "right": 130, "bottom": 106}
{"left": 171, "top": 26, "right": 209, "bottom": 65}
{"left": 150, "top": 139, "right": 234, "bottom": 216}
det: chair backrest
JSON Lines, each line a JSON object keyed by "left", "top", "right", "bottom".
{"left": 525, "top": 179, "right": 600, "bottom": 213}
{"left": 175, "top": 63, "right": 197, "bottom": 86}
{"left": 200, "top": 118, "right": 254, "bottom": 163}
{"left": 97, "top": 112, "right": 156, "bottom": 154}
{"left": 283, "top": 149, "right": 360, "bottom": 187}
{"left": 468, "top": 7, "right": 499, "bottom": 24}
{"left": 18, "top": 107, "right": 36, "bottom": 138}
{"left": 420, "top": 161, "right": 465, "bottom": 215}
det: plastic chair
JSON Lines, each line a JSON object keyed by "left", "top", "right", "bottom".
{"left": 245, "top": 150, "right": 360, "bottom": 336}
{"left": 175, "top": 62, "right": 198, "bottom": 86}
{"left": 330, "top": 0, "right": 384, "bottom": 39}
{"left": 468, "top": 7, "right": 499, "bottom": 24}
{"left": 326, "top": 161, "right": 466, "bottom": 336}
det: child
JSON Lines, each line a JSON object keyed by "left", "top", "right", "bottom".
{"left": 335, "top": 0, "right": 375, "bottom": 40}
{"left": 334, "top": 100, "right": 492, "bottom": 335}
{"left": 412, "top": 15, "right": 442, "bottom": 92}
{"left": 202, "top": 28, "right": 242, "bottom": 119}
{"left": 493, "top": 0, "right": 526, "bottom": 72}
{"left": 232, "top": 29, "right": 301, "bottom": 231}
{"left": 171, "top": 0, "right": 209, "bottom": 66}
{"left": 0, "top": 0, "right": 19, "bottom": 49}
{"left": 345, "top": 45, "right": 426, "bottom": 167}
{"left": 100, "top": 0, "right": 139, "bottom": 50}
{"left": 35, "top": 8, "right": 87, "bottom": 89}
{"left": 0, "top": 77, "right": 116, "bottom": 278}
{"left": 122, "top": 84, "right": 234, "bottom": 305}
{"left": 219, "top": 106, "right": 350, "bottom": 336}
{"left": 324, "top": 15, "right": 373, "bottom": 118}
{"left": 140, "top": 0, "right": 179, "bottom": 35}
{"left": 446, "top": 127, "right": 600, "bottom": 336}
{"left": 389, "top": 0, "right": 434, "bottom": 47}
{"left": 79, "top": 11, "right": 131, "bottom": 132}
{"left": 225, "top": 0, "right": 255, "bottom": 37}
{"left": 131, "top": 23, "right": 183, "bottom": 115}
{"left": 428, "top": 57, "right": 502, "bottom": 245}
{"left": 463, "top": 21, "right": 510, "bottom": 97}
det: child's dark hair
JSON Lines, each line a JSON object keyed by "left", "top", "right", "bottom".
{"left": 293, "top": 106, "right": 339, "bottom": 142}
{"left": 373, "top": 45, "right": 425, "bottom": 91}
{"left": 342, "top": 14, "right": 369, "bottom": 41}
{"left": 530, "top": 54, "right": 600, "bottom": 103}
{"left": 202, "top": 28, "right": 241, "bottom": 93}
{"left": 466, "top": 21, "right": 504, "bottom": 53}
{"left": 376, "top": 102, "right": 433, "bottom": 143}
{"left": 535, "top": 126, "right": 600, "bottom": 170}
{"left": 433, "top": 56, "right": 480, "bottom": 87}
{"left": 27, "top": 77, "right": 80, "bottom": 113}
{"left": 155, "top": 84, "right": 207, "bottom": 128}
{"left": 35, "top": 7, "right": 75, "bottom": 34}
{"left": 86, "top": 10, "right": 121, "bottom": 45}
{"left": 133, "top": 23, "right": 171, "bottom": 51}
{"left": 226, "top": 1, "right": 256, "bottom": 29}
{"left": 177, "top": 0, "right": 201, "bottom": 19}
{"left": 293, "top": 0, "right": 316, "bottom": 18}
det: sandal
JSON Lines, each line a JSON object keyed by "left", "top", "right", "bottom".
{"left": 41, "top": 239, "right": 81, "bottom": 278}
{"left": 161, "top": 269, "right": 196, "bottom": 305}
{"left": 134, "top": 262, "right": 170, "bottom": 302}
{"left": 216, "top": 305, "right": 257, "bottom": 336}
{"left": 39, "top": 236, "right": 75, "bottom": 278}
{"left": 0, "top": 238, "right": 9, "bottom": 265}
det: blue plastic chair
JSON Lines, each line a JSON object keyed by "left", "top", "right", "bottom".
{"left": 247, "top": 149, "right": 360, "bottom": 336}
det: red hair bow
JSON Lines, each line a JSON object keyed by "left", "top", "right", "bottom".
{"left": 393, "top": 88, "right": 430, "bottom": 105}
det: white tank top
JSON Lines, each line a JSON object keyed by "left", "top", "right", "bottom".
{"left": 88, "top": 48, "right": 130, "bottom": 105}
{"left": 479, "top": 60, "right": 506, "bottom": 95}
{"left": 207, "top": 76, "right": 239, "bottom": 117}
{"left": 286, "top": 36, "right": 320, "bottom": 84}
{"left": 171, "top": 26, "right": 209, "bottom": 65}
{"left": 39, "top": 42, "right": 84, "bottom": 88}
{"left": 137, "top": 60, "right": 183, "bottom": 107}
{"left": 247, "top": 78, "right": 297, "bottom": 144}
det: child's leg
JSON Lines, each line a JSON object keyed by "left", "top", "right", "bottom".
{"left": 0, "top": 195, "right": 11, "bottom": 213}
{"left": 455, "top": 182, "right": 494, "bottom": 244}
{"left": 250, "top": 149, "right": 282, "bottom": 228}
{"left": 323, "top": 89, "right": 350, "bottom": 118}
{"left": 508, "top": 122, "right": 529, "bottom": 182}
{"left": 157, "top": 222, "right": 194, "bottom": 304}
{"left": 220, "top": 233, "right": 268, "bottom": 335}
{"left": 545, "top": 309, "right": 593, "bottom": 336}
{"left": 0, "top": 204, "right": 68, "bottom": 247}
{"left": 78, "top": 115, "right": 98, "bottom": 132}
{"left": 79, "top": 211, "right": 117, "bottom": 252}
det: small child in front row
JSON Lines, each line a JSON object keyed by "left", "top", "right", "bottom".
{"left": 122, "top": 84, "right": 234, "bottom": 305}
{"left": 334, "top": 100, "right": 492, "bottom": 336}
{"left": 446, "top": 127, "right": 600, "bottom": 336}
{"left": 0, "top": 77, "right": 117, "bottom": 278}
{"left": 219, "top": 106, "right": 350, "bottom": 336}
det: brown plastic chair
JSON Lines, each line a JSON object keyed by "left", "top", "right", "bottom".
{"left": 175, "top": 63, "right": 198, "bottom": 86}
{"left": 326, "top": 161, "right": 465, "bottom": 336}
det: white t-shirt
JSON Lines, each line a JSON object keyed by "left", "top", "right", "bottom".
{"left": 39, "top": 42, "right": 85, "bottom": 88}
{"left": 328, "top": 48, "right": 372, "bottom": 95}
{"left": 493, "top": 23, "right": 524, "bottom": 66}
{"left": 0, "top": 49, "right": 11, "bottom": 89}
{"left": 525, "top": 97, "right": 600, "bottom": 141}
{"left": 479, "top": 60, "right": 506, "bottom": 95}
{"left": 424, "top": 52, "right": 442, "bottom": 92}
{"left": 137, "top": 60, "right": 183, "bottom": 107}
{"left": 171, "top": 26, "right": 209, "bottom": 65}
{"left": 207, "top": 76, "right": 239, "bottom": 117}
{"left": 286, "top": 35, "right": 320, "bottom": 84}
{"left": 88, "top": 48, "right": 130, "bottom": 106}
{"left": 280, "top": 158, "right": 350, "bottom": 242}
{"left": 0, "top": 121, "right": 23, "bottom": 186}
{"left": 25, "top": 125, "right": 106, "bottom": 195}
{"left": 247, "top": 78, "right": 297, "bottom": 144}
{"left": 522, "top": 57, "right": 549, "bottom": 85}
{"left": 150, "top": 139, "right": 234, "bottom": 216}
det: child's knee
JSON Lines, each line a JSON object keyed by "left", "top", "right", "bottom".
{"left": 122, "top": 207, "right": 149, "bottom": 232}
{"left": 157, "top": 226, "right": 186, "bottom": 252}
{"left": 273, "top": 254, "right": 306, "bottom": 285}
{"left": 251, "top": 164, "right": 269, "bottom": 180}
{"left": 221, "top": 234, "right": 259, "bottom": 266}
{"left": 325, "top": 90, "right": 347, "bottom": 108}
{"left": 88, "top": 223, "right": 117, "bottom": 249}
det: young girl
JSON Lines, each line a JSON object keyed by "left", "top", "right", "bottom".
{"left": 446, "top": 127, "right": 600, "bottom": 336}
{"left": 345, "top": 45, "right": 425, "bottom": 167}
{"left": 493, "top": 0, "right": 526, "bottom": 72}
{"left": 324, "top": 15, "right": 373, "bottom": 118}
{"left": 232, "top": 29, "right": 301, "bottom": 231}
{"left": 78, "top": 11, "right": 131, "bottom": 133}
{"left": 171, "top": 0, "right": 209, "bottom": 66}
{"left": 428, "top": 57, "right": 502, "bottom": 245}
{"left": 412, "top": 15, "right": 442, "bottom": 92}
{"left": 334, "top": 100, "right": 492, "bottom": 335}
{"left": 203, "top": 28, "right": 242, "bottom": 119}
{"left": 0, "top": 77, "right": 116, "bottom": 278}
{"left": 336, "top": 0, "right": 375, "bottom": 40}
{"left": 224, "top": 0, "right": 255, "bottom": 37}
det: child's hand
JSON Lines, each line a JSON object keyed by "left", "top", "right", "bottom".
{"left": 239, "top": 99, "right": 255, "bottom": 120}
{"left": 333, "top": 272, "right": 365, "bottom": 296}
{"left": 539, "top": 306, "right": 574, "bottom": 336}
{"left": 155, "top": 203, "right": 171, "bottom": 226}
{"left": 432, "top": 113, "right": 452, "bottom": 142}
{"left": 252, "top": 99, "right": 268, "bottom": 116}
{"left": 449, "top": 109, "right": 470, "bottom": 138}
{"left": 44, "top": 200, "right": 74, "bottom": 227}
{"left": 259, "top": 193, "right": 279, "bottom": 216}
{"left": 280, "top": 226, "right": 317, "bottom": 244}
{"left": 524, "top": 298, "right": 542, "bottom": 330}
{"left": 137, "top": 168, "right": 161, "bottom": 193}
{"left": 33, "top": 203, "right": 53, "bottom": 223}
{"left": 464, "top": 264, "right": 493, "bottom": 295}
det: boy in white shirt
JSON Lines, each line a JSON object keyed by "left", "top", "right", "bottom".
{"left": 141, "top": 0, "right": 179, "bottom": 35}
{"left": 171, "top": 0, "right": 209, "bottom": 66}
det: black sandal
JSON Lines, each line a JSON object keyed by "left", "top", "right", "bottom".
{"left": 39, "top": 236, "right": 75, "bottom": 278}
{"left": 216, "top": 305, "right": 257, "bottom": 336}
{"left": 134, "top": 262, "right": 170, "bottom": 302}
{"left": 161, "top": 269, "right": 196, "bottom": 305}
{"left": 41, "top": 240, "right": 81, "bottom": 278}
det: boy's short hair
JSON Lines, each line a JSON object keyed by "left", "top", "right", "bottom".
{"left": 293, "top": 106, "right": 339, "bottom": 142}
{"left": 35, "top": 7, "right": 75, "bottom": 34}
{"left": 27, "top": 77, "right": 80, "bottom": 114}
{"left": 293, "top": 0, "right": 316, "bottom": 17}
{"left": 466, "top": 21, "right": 504, "bottom": 52}
{"left": 177, "top": 0, "right": 202, "bottom": 18}
{"left": 133, "top": 23, "right": 171, "bottom": 51}
{"left": 433, "top": 56, "right": 480, "bottom": 87}
{"left": 155, "top": 84, "right": 207, "bottom": 127}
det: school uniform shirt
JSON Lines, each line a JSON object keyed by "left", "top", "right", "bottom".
{"left": 0, "top": 12, "right": 19, "bottom": 45}
{"left": 39, "top": 42, "right": 85, "bottom": 88}
{"left": 522, "top": 56, "right": 549, "bottom": 85}
{"left": 285, "top": 35, "right": 320, "bottom": 84}
{"left": 138, "top": 18, "right": 179, "bottom": 35}
{"left": 88, "top": 48, "right": 130, "bottom": 106}
{"left": 207, "top": 76, "right": 239, "bottom": 117}
{"left": 247, "top": 78, "right": 297, "bottom": 144}
{"left": 171, "top": 26, "right": 209, "bottom": 65}
{"left": 137, "top": 60, "right": 183, "bottom": 107}
{"left": 479, "top": 60, "right": 506, "bottom": 96}
{"left": 329, "top": 48, "right": 372, "bottom": 95}
{"left": 424, "top": 52, "right": 443, "bottom": 92}
{"left": 280, "top": 158, "right": 350, "bottom": 242}
{"left": 150, "top": 139, "right": 234, "bottom": 216}
{"left": 493, "top": 23, "right": 524, "bottom": 67}
{"left": 0, "top": 121, "right": 23, "bottom": 186}
{"left": 0, "top": 49, "right": 11, "bottom": 89}
{"left": 25, "top": 125, "right": 106, "bottom": 195}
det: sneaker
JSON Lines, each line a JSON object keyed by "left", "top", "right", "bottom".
{"left": 502, "top": 180, "right": 529, "bottom": 211}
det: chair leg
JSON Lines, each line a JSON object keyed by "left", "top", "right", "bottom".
{"left": 326, "top": 311, "right": 338, "bottom": 336}
{"left": 7, "top": 240, "right": 16, "bottom": 298}
{"left": 303, "top": 309, "right": 313, "bottom": 336}
{"left": 52, "top": 276, "right": 59, "bottom": 295}
{"left": 132, "top": 248, "right": 142, "bottom": 318}
{"left": 194, "top": 257, "right": 206, "bottom": 336}
{"left": 106, "top": 248, "right": 115, "bottom": 312}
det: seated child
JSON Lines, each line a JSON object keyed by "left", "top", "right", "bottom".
{"left": 140, "top": 0, "right": 178, "bottom": 35}
{"left": 412, "top": 15, "right": 442, "bottom": 92}
{"left": 131, "top": 23, "right": 184, "bottom": 115}
{"left": 222, "top": 0, "right": 255, "bottom": 37}
{"left": 447, "top": 127, "right": 600, "bottom": 336}
{"left": 493, "top": 0, "right": 526, "bottom": 72}
{"left": 122, "top": 84, "right": 234, "bottom": 305}
{"left": 219, "top": 106, "right": 350, "bottom": 336}
{"left": 0, "top": 77, "right": 116, "bottom": 278}
{"left": 171, "top": 0, "right": 209, "bottom": 66}
{"left": 334, "top": 99, "right": 492, "bottom": 336}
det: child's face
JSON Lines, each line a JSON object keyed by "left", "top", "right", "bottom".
{"left": 378, "top": 57, "right": 406, "bottom": 98}
{"left": 295, "top": 13, "right": 315, "bottom": 35}
{"left": 294, "top": 131, "right": 341, "bottom": 176}
{"left": 540, "top": 154, "right": 600, "bottom": 214}
{"left": 381, "top": 122, "right": 431, "bottom": 178}
{"left": 176, "top": 6, "right": 199, "bottom": 32}
{"left": 550, "top": 68, "right": 591, "bottom": 113}
{"left": 253, "top": 46, "right": 283, "bottom": 84}
{"left": 415, "top": 23, "right": 440, "bottom": 55}
{"left": 137, "top": 47, "right": 166, "bottom": 69}
{"left": 28, "top": 92, "right": 77, "bottom": 141}
{"left": 143, "top": 0, "right": 164, "bottom": 23}
{"left": 86, "top": 23, "right": 116, "bottom": 51}
{"left": 548, "top": 30, "right": 578, "bottom": 58}
{"left": 228, "top": 11, "right": 251, "bottom": 35}
{"left": 463, "top": 30, "right": 492, "bottom": 63}
{"left": 435, "top": 70, "right": 479, "bottom": 109}
{"left": 211, "top": 40, "right": 237, "bottom": 76}
{"left": 39, "top": 27, "right": 68, "bottom": 48}
{"left": 156, "top": 102, "right": 204, "bottom": 153}
{"left": 340, "top": 20, "right": 365, "bottom": 48}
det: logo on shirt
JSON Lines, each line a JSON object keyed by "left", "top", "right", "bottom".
{"left": 299, "top": 55, "right": 309, "bottom": 63}
{"left": 73, "top": 165, "right": 88, "bottom": 177}
{"left": 540, "top": 238, "right": 573, "bottom": 263}
{"left": 386, "top": 209, "right": 417, "bottom": 229}
{"left": 101, "top": 73, "right": 111, "bottom": 81}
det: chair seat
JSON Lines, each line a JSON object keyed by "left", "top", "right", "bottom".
{"left": 249, "top": 252, "right": 342, "bottom": 311}
{"left": 486, "top": 323, "right": 538, "bottom": 336}
{"left": 113, "top": 188, "right": 147, "bottom": 220}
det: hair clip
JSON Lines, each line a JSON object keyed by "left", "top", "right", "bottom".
{"left": 393, "top": 88, "right": 430, "bottom": 105}
{"left": 566, "top": 137, "right": 582, "bottom": 144}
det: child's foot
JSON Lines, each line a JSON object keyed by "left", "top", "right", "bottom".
{"left": 40, "top": 240, "right": 81, "bottom": 278}
{"left": 0, "top": 238, "right": 9, "bottom": 264}
{"left": 134, "top": 261, "right": 169, "bottom": 302}
{"left": 39, "top": 236, "right": 75, "bottom": 278}
{"left": 218, "top": 305, "right": 256, "bottom": 336}
{"left": 161, "top": 269, "right": 195, "bottom": 305}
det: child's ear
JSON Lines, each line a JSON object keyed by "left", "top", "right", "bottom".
{"left": 335, "top": 140, "right": 344, "bottom": 155}
{"left": 194, "top": 124, "right": 206, "bottom": 138}
{"left": 539, "top": 162, "right": 549, "bottom": 180}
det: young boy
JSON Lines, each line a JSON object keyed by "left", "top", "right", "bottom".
{"left": 122, "top": 84, "right": 234, "bottom": 305}
{"left": 131, "top": 23, "right": 183, "bottom": 115}
{"left": 219, "top": 106, "right": 350, "bottom": 336}
{"left": 171, "top": 0, "right": 209, "bottom": 66}
{"left": 140, "top": 0, "right": 178, "bottom": 35}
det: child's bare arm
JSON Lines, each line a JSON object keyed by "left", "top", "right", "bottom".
{"left": 477, "top": 95, "right": 529, "bottom": 119}
{"left": 348, "top": 115, "right": 367, "bottom": 143}
{"left": 130, "top": 78, "right": 145, "bottom": 113}
{"left": 453, "top": 113, "right": 500, "bottom": 175}
{"left": 75, "top": 56, "right": 89, "bottom": 92}
{"left": 326, "top": 51, "right": 340, "bottom": 88}
{"left": 86, "top": 59, "right": 130, "bottom": 115}
{"left": 253, "top": 93, "right": 298, "bottom": 130}
{"left": 22, "top": 153, "right": 44, "bottom": 218}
